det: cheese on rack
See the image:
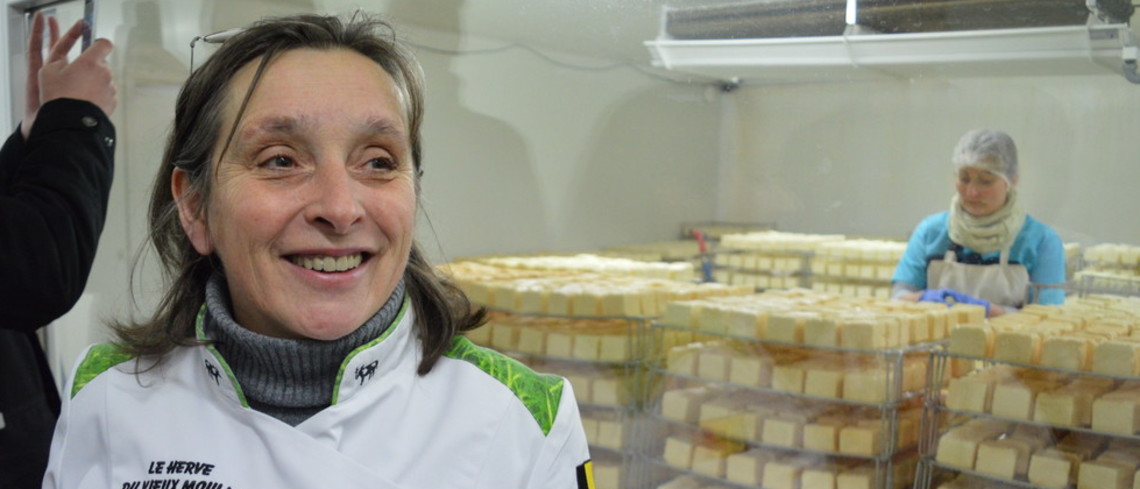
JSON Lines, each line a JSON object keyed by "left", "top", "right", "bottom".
{"left": 1078, "top": 454, "right": 1138, "bottom": 489}
{"left": 725, "top": 449, "right": 774, "bottom": 486}
{"left": 1029, "top": 449, "right": 1084, "bottom": 489}
{"left": 992, "top": 378, "right": 1060, "bottom": 421}
{"left": 838, "top": 421, "right": 882, "bottom": 456}
{"left": 1092, "top": 388, "right": 1140, "bottom": 435}
{"left": 661, "top": 386, "right": 720, "bottom": 423}
{"left": 1041, "top": 335, "right": 1097, "bottom": 371}
{"left": 935, "top": 419, "right": 1009, "bottom": 469}
{"left": 994, "top": 330, "right": 1044, "bottom": 364}
{"left": 840, "top": 318, "right": 901, "bottom": 350}
{"left": 1094, "top": 340, "right": 1140, "bottom": 377}
{"left": 763, "top": 455, "right": 818, "bottom": 489}
{"left": 762, "top": 413, "right": 811, "bottom": 447}
{"left": 974, "top": 437, "right": 1035, "bottom": 479}
{"left": 804, "top": 362, "right": 846, "bottom": 398}
{"left": 772, "top": 362, "right": 808, "bottom": 393}
{"left": 946, "top": 367, "right": 1011, "bottom": 413}
{"left": 948, "top": 322, "right": 994, "bottom": 358}
{"left": 803, "top": 417, "right": 847, "bottom": 452}
{"left": 767, "top": 311, "right": 814, "bottom": 343}
{"left": 728, "top": 353, "right": 774, "bottom": 388}
{"left": 1034, "top": 379, "right": 1113, "bottom": 427}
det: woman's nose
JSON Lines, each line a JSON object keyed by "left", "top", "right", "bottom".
{"left": 306, "top": 165, "right": 365, "bottom": 234}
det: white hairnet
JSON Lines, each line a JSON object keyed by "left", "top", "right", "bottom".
{"left": 951, "top": 129, "right": 1018, "bottom": 186}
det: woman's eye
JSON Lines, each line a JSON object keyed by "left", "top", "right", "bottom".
{"left": 366, "top": 157, "right": 397, "bottom": 171}
{"left": 262, "top": 155, "right": 295, "bottom": 169}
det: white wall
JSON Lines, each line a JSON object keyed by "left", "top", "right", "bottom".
{"left": 21, "top": 0, "right": 720, "bottom": 369}
{"left": 722, "top": 74, "right": 1140, "bottom": 246}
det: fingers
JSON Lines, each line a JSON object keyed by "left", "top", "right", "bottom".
{"left": 47, "top": 18, "right": 84, "bottom": 63}
{"left": 27, "top": 12, "right": 44, "bottom": 68}
{"left": 48, "top": 14, "right": 60, "bottom": 47}
{"left": 77, "top": 37, "right": 114, "bottom": 64}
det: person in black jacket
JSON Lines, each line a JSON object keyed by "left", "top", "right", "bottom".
{"left": 0, "top": 11, "right": 116, "bottom": 488}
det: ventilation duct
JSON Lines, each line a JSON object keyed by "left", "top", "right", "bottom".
{"left": 648, "top": 0, "right": 1139, "bottom": 84}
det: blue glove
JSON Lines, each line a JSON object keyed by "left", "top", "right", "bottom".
{"left": 920, "top": 288, "right": 990, "bottom": 315}
{"left": 918, "top": 288, "right": 952, "bottom": 304}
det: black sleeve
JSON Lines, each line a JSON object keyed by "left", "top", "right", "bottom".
{"left": 0, "top": 98, "right": 115, "bottom": 332}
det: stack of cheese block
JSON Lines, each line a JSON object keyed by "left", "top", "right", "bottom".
{"left": 659, "top": 383, "right": 923, "bottom": 456}
{"left": 946, "top": 367, "right": 1140, "bottom": 432}
{"left": 656, "top": 435, "right": 918, "bottom": 489}
{"left": 935, "top": 421, "right": 1140, "bottom": 489}
{"left": 471, "top": 252, "right": 697, "bottom": 282}
{"left": 714, "top": 231, "right": 845, "bottom": 289}
{"left": 662, "top": 288, "right": 983, "bottom": 350}
{"left": 810, "top": 239, "right": 908, "bottom": 300}
{"left": 469, "top": 312, "right": 641, "bottom": 363}
{"left": 445, "top": 261, "right": 751, "bottom": 317}
{"left": 649, "top": 288, "right": 956, "bottom": 489}
{"left": 1077, "top": 243, "right": 1140, "bottom": 295}
{"left": 947, "top": 296, "right": 1140, "bottom": 377}
{"left": 663, "top": 340, "right": 929, "bottom": 406}
{"left": 601, "top": 240, "right": 703, "bottom": 263}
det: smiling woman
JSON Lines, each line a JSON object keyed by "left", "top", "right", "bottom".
{"left": 41, "top": 13, "right": 593, "bottom": 489}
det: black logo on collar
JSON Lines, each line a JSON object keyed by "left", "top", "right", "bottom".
{"left": 354, "top": 360, "right": 379, "bottom": 385}
{"left": 204, "top": 360, "right": 221, "bottom": 385}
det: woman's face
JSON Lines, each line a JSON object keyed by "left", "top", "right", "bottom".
{"left": 956, "top": 166, "right": 1009, "bottom": 217}
{"left": 174, "top": 48, "right": 416, "bottom": 340}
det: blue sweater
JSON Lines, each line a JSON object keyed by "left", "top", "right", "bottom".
{"left": 892, "top": 212, "right": 1066, "bottom": 305}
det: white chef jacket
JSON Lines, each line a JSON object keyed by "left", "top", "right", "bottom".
{"left": 43, "top": 299, "right": 594, "bottom": 489}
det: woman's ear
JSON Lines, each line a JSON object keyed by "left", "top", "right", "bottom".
{"left": 172, "top": 169, "right": 213, "bottom": 255}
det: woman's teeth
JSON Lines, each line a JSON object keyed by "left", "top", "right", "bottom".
{"left": 290, "top": 253, "right": 363, "bottom": 272}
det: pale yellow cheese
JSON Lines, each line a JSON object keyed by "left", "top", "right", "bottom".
{"left": 838, "top": 421, "right": 882, "bottom": 456}
{"left": 570, "top": 291, "right": 601, "bottom": 316}
{"left": 545, "top": 330, "right": 575, "bottom": 358}
{"left": 723, "top": 309, "right": 767, "bottom": 338}
{"left": 590, "top": 376, "right": 626, "bottom": 406}
{"left": 767, "top": 312, "right": 814, "bottom": 343}
{"left": 597, "top": 334, "right": 630, "bottom": 362}
{"left": 690, "top": 444, "right": 729, "bottom": 478}
{"left": 803, "top": 418, "right": 847, "bottom": 452}
{"left": 702, "top": 411, "right": 760, "bottom": 441}
{"left": 992, "top": 379, "right": 1056, "bottom": 421}
{"left": 593, "top": 461, "right": 620, "bottom": 489}
{"left": 763, "top": 456, "right": 814, "bottom": 489}
{"left": 465, "top": 324, "right": 492, "bottom": 345}
{"left": 974, "top": 437, "right": 1034, "bottom": 479}
{"left": 801, "top": 465, "right": 841, "bottom": 489}
{"left": 842, "top": 369, "right": 889, "bottom": 404}
{"left": 490, "top": 322, "right": 520, "bottom": 351}
{"left": 571, "top": 334, "right": 601, "bottom": 361}
{"left": 662, "top": 436, "right": 694, "bottom": 469}
{"left": 952, "top": 303, "right": 987, "bottom": 324}
{"left": 804, "top": 364, "right": 845, "bottom": 398}
{"left": 1092, "top": 390, "right": 1140, "bottom": 435}
{"left": 1094, "top": 340, "right": 1140, "bottom": 377}
{"left": 836, "top": 466, "right": 875, "bottom": 489}
{"left": 935, "top": 419, "right": 1009, "bottom": 469}
{"left": 1035, "top": 381, "right": 1111, "bottom": 427}
{"left": 546, "top": 290, "right": 572, "bottom": 316}
{"left": 728, "top": 353, "right": 773, "bottom": 388}
{"left": 1078, "top": 457, "right": 1137, "bottom": 489}
{"left": 594, "top": 418, "right": 624, "bottom": 450}
{"left": 762, "top": 414, "right": 808, "bottom": 448}
{"left": 946, "top": 371, "right": 999, "bottom": 413}
{"left": 661, "top": 386, "right": 718, "bottom": 423}
{"left": 663, "top": 301, "right": 699, "bottom": 328}
{"left": 772, "top": 362, "right": 807, "bottom": 394}
{"left": 1041, "top": 335, "right": 1096, "bottom": 371}
{"left": 1029, "top": 449, "right": 1083, "bottom": 489}
{"left": 696, "top": 348, "right": 732, "bottom": 382}
{"left": 515, "top": 326, "right": 546, "bottom": 355}
{"left": 601, "top": 291, "right": 641, "bottom": 317}
{"left": 841, "top": 318, "right": 899, "bottom": 350}
{"left": 804, "top": 316, "right": 842, "bottom": 347}
{"left": 724, "top": 449, "right": 773, "bottom": 486}
{"left": 994, "top": 330, "right": 1044, "bottom": 365}
{"left": 664, "top": 344, "right": 701, "bottom": 376}
{"left": 517, "top": 288, "right": 548, "bottom": 314}
{"left": 948, "top": 322, "right": 994, "bottom": 357}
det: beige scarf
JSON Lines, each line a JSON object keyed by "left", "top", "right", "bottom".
{"left": 948, "top": 189, "right": 1025, "bottom": 255}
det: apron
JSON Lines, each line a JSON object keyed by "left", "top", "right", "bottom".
{"left": 927, "top": 245, "right": 1030, "bottom": 307}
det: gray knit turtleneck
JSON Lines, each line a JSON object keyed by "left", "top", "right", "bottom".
{"left": 202, "top": 273, "right": 406, "bottom": 426}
